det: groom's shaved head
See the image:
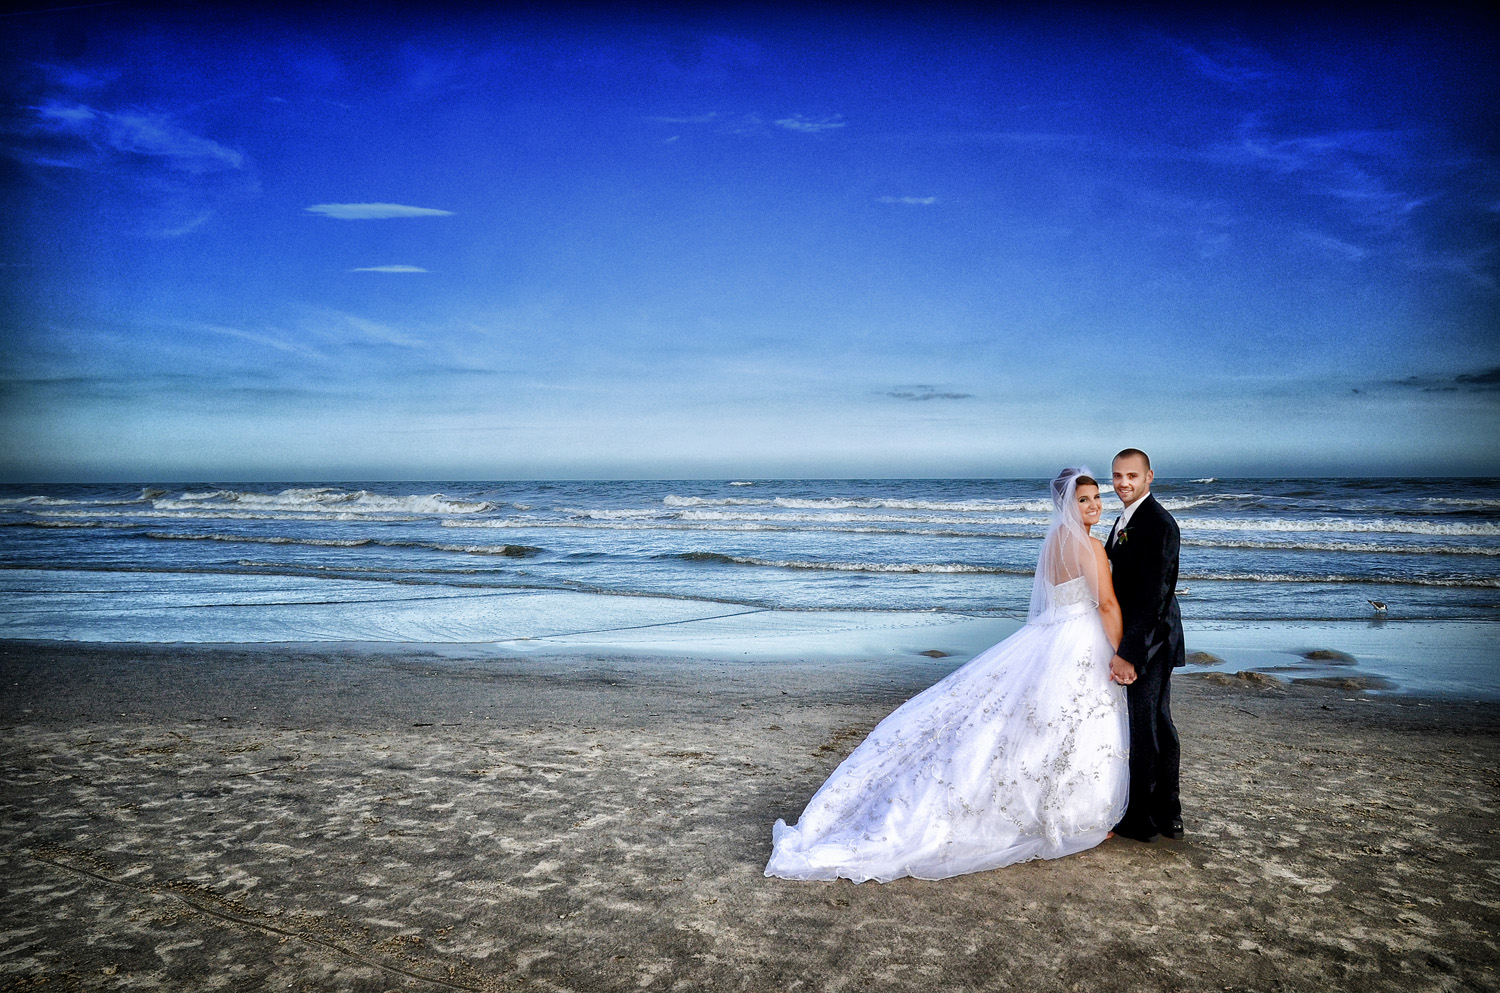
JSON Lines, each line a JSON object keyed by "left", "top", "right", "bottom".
{"left": 1114, "top": 448, "right": 1151, "bottom": 470}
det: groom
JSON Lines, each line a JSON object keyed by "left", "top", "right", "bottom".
{"left": 1106, "top": 448, "right": 1185, "bottom": 842}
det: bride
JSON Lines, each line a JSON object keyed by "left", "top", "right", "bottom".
{"left": 765, "top": 468, "right": 1129, "bottom": 882}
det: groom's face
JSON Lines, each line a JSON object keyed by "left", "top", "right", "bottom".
{"left": 1112, "top": 456, "right": 1153, "bottom": 508}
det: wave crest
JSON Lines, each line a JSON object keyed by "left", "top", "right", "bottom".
{"left": 140, "top": 531, "right": 544, "bottom": 558}
{"left": 662, "top": 494, "right": 1055, "bottom": 512}
{"left": 664, "top": 552, "right": 1028, "bottom": 575}
{"left": 1181, "top": 516, "right": 1500, "bottom": 537}
{"left": 156, "top": 487, "right": 495, "bottom": 515}
{"left": 1181, "top": 570, "right": 1500, "bottom": 589}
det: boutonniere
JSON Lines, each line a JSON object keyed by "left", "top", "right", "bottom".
{"left": 1116, "top": 529, "right": 1130, "bottom": 546}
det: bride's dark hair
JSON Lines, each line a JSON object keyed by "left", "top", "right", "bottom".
{"left": 1050, "top": 467, "right": 1097, "bottom": 504}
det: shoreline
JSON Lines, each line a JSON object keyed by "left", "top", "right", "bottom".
{"left": 2, "top": 606, "right": 1497, "bottom": 700}
{"left": 2, "top": 640, "right": 1498, "bottom": 991}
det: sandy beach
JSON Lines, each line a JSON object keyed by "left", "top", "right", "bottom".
{"left": 2, "top": 640, "right": 1497, "bottom": 992}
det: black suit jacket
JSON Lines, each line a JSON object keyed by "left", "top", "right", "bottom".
{"left": 1106, "top": 493, "right": 1185, "bottom": 670}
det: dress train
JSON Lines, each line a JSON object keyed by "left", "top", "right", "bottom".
{"left": 765, "top": 578, "right": 1128, "bottom": 883}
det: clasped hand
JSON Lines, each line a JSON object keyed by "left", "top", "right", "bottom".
{"left": 1109, "top": 655, "right": 1137, "bottom": 685}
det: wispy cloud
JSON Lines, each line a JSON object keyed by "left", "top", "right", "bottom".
{"left": 878, "top": 196, "right": 937, "bottom": 206}
{"left": 1215, "top": 122, "right": 1400, "bottom": 176}
{"left": 647, "top": 112, "right": 722, "bottom": 125}
{"left": 31, "top": 101, "right": 244, "bottom": 173}
{"left": 191, "top": 322, "right": 321, "bottom": 359}
{"left": 1314, "top": 168, "right": 1430, "bottom": 230}
{"left": 304, "top": 203, "right": 453, "bottom": 219}
{"left": 1410, "top": 248, "right": 1498, "bottom": 292}
{"left": 104, "top": 110, "right": 244, "bottom": 171}
{"left": 879, "top": 129, "right": 1094, "bottom": 152}
{"left": 348, "top": 265, "right": 429, "bottom": 273}
{"left": 38, "top": 104, "right": 94, "bottom": 124}
{"left": 307, "top": 309, "right": 427, "bottom": 349}
{"left": 1197, "top": 113, "right": 1497, "bottom": 289}
{"left": 1160, "top": 36, "right": 1278, "bottom": 88}
{"left": 774, "top": 114, "right": 845, "bottom": 134}
{"left": 8, "top": 90, "right": 257, "bottom": 240}
{"left": 153, "top": 210, "right": 213, "bottom": 239}
{"left": 649, "top": 111, "right": 846, "bottom": 138}
{"left": 1210, "top": 120, "right": 1437, "bottom": 233}
{"left": 35, "top": 62, "right": 116, "bottom": 91}
{"left": 886, "top": 386, "right": 972, "bottom": 401}
{"left": 1298, "top": 229, "right": 1367, "bottom": 262}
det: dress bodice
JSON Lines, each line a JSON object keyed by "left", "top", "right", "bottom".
{"left": 1052, "top": 576, "right": 1091, "bottom": 606}
{"left": 1032, "top": 575, "right": 1095, "bottom": 624}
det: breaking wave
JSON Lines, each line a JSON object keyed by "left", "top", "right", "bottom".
{"left": 1183, "top": 537, "right": 1500, "bottom": 556}
{"left": 1180, "top": 570, "right": 1500, "bottom": 588}
{"left": 662, "top": 494, "right": 1057, "bottom": 513}
{"left": 666, "top": 552, "right": 1029, "bottom": 575}
{"left": 1181, "top": 516, "right": 1500, "bottom": 537}
{"left": 156, "top": 487, "right": 496, "bottom": 515}
{"left": 140, "top": 531, "right": 544, "bottom": 558}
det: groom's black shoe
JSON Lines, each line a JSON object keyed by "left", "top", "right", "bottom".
{"left": 1162, "top": 818, "right": 1185, "bottom": 840}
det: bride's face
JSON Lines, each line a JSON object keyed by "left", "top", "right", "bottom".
{"left": 1075, "top": 484, "right": 1102, "bottom": 527}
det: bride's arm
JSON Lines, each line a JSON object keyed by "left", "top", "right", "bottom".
{"left": 1092, "top": 539, "right": 1123, "bottom": 651}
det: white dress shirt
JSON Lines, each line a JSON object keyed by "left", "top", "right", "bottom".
{"left": 1109, "top": 493, "right": 1148, "bottom": 546}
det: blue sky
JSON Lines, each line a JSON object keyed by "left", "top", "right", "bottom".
{"left": 2, "top": 4, "right": 1497, "bottom": 480}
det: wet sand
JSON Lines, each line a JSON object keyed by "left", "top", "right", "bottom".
{"left": 1, "top": 641, "right": 1497, "bottom": 992}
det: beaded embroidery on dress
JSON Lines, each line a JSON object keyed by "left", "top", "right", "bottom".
{"left": 765, "top": 472, "right": 1128, "bottom": 883}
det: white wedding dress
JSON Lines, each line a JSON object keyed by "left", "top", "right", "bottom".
{"left": 765, "top": 572, "right": 1129, "bottom": 883}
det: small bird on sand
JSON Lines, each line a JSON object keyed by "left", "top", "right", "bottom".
{"left": 1367, "top": 599, "right": 1387, "bottom": 612}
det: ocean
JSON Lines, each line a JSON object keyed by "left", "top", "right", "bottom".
{"left": 2, "top": 477, "right": 1495, "bottom": 643}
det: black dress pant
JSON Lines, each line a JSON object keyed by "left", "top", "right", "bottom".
{"left": 1115, "top": 659, "right": 1181, "bottom": 840}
